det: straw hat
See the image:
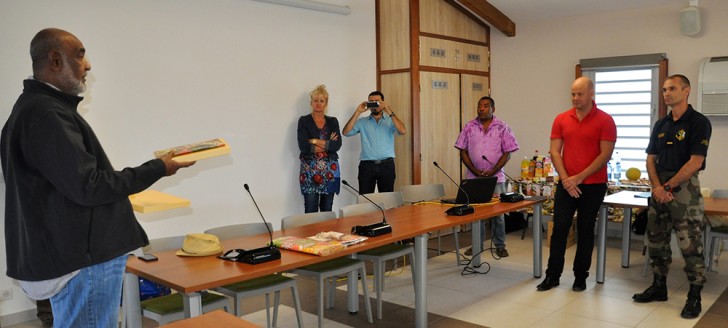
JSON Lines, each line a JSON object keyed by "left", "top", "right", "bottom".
{"left": 176, "top": 233, "right": 223, "bottom": 257}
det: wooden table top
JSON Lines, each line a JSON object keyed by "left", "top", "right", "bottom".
{"left": 160, "top": 310, "right": 258, "bottom": 327}
{"left": 127, "top": 198, "right": 546, "bottom": 293}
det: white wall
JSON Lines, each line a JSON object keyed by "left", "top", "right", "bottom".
{"left": 0, "top": 0, "right": 374, "bottom": 321}
{"left": 491, "top": 0, "right": 728, "bottom": 189}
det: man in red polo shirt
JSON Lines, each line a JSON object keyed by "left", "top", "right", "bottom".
{"left": 537, "top": 77, "right": 617, "bottom": 292}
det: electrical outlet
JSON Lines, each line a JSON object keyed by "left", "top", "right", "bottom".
{"left": 0, "top": 288, "right": 12, "bottom": 301}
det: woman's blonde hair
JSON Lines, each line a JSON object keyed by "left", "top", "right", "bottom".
{"left": 309, "top": 84, "right": 329, "bottom": 103}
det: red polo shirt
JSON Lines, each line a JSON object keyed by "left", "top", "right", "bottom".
{"left": 550, "top": 102, "right": 617, "bottom": 184}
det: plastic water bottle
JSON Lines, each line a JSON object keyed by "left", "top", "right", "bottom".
{"left": 614, "top": 152, "right": 622, "bottom": 182}
{"left": 607, "top": 159, "right": 614, "bottom": 181}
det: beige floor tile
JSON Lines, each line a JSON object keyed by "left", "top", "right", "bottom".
{"left": 635, "top": 303, "right": 704, "bottom": 328}
{"left": 531, "top": 311, "right": 632, "bottom": 328}
{"left": 492, "top": 280, "right": 583, "bottom": 311}
{"left": 448, "top": 296, "right": 553, "bottom": 328}
{"left": 558, "top": 293, "right": 659, "bottom": 326}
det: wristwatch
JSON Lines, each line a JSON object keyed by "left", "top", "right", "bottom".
{"left": 663, "top": 184, "right": 672, "bottom": 192}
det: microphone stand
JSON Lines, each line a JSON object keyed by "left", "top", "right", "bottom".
{"left": 433, "top": 161, "right": 474, "bottom": 216}
{"left": 342, "top": 180, "right": 392, "bottom": 236}
{"left": 234, "top": 183, "right": 281, "bottom": 264}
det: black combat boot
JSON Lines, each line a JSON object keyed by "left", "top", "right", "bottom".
{"left": 680, "top": 284, "right": 702, "bottom": 319}
{"left": 633, "top": 274, "right": 668, "bottom": 302}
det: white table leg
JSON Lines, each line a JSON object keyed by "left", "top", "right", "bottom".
{"left": 347, "top": 268, "right": 359, "bottom": 313}
{"left": 182, "top": 292, "right": 203, "bottom": 318}
{"left": 533, "top": 203, "right": 543, "bottom": 278}
{"left": 622, "top": 208, "right": 633, "bottom": 268}
{"left": 472, "top": 219, "right": 483, "bottom": 266}
{"left": 122, "top": 272, "right": 141, "bottom": 328}
{"left": 597, "top": 206, "right": 608, "bottom": 283}
{"left": 414, "top": 234, "right": 427, "bottom": 328}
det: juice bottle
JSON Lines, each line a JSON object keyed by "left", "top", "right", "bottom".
{"left": 543, "top": 156, "right": 552, "bottom": 176}
{"left": 520, "top": 157, "right": 530, "bottom": 178}
{"left": 528, "top": 150, "right": 538, "bottom": 178}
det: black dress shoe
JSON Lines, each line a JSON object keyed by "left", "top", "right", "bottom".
{"left": 537, "top": 275, "right": 560, "bottom": 291}
{"left": 572, "top": 277, "right": 586, "bottom": 292}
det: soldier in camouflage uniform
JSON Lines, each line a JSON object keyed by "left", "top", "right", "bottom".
{"left": 633, "top": 74, "right": 712, "bottom": 319}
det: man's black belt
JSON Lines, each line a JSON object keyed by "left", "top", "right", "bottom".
{"left": 361, "top": 158, "right": 393, "bottom": 164}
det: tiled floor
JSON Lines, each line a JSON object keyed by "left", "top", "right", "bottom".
{"left": 8, "top": 228, "right": 728, "bottom": 327}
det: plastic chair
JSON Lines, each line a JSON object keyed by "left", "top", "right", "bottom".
{"left": 400, "top": 184, "right": 463, "bottom": 263}
{"left": 339, "top": 202, "right": 414, "bottom": 319}
{"left": 705, "top": 189, "right": 728, "bottom": 272}
{"left": 281, "top": 211, "right": 373, "bottom": 328}
{"left": 139, "top": 236, "right": 230, "bottom": 325}
{"left": 204, "top": 223, "right": 303, "bottom": 328}
{"left": 357, "top": 191, "right": 405, "bottom": 210}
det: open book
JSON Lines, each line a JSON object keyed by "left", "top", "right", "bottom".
{"left": 272, "top": 232, "right": 368, "bottom": 256}
{"left": 154, "top": 138, "right": 230, "bottom": 162}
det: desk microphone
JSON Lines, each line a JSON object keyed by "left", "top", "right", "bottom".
{"left": 236, "top": 183, "right": 281, "bottom": 264}
{"left": 482, "top": 155, "right": 524, "bottom": 203}
{"left": 433, "top": 161, "right": 474, "bottom": 216}
{"left": 342, "top": 180, "right": 392, "bottom": 236}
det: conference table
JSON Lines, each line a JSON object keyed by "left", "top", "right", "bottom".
{"left": 123, "top": 197, "right": 546, "bottom": 328}
{"left": 595, "top": 190, "right": 728, "bottom": 283}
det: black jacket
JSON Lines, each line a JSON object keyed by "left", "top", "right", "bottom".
{"left": 296, "top": 114, "right": 342, "bottom": 160}
{"left": 1, "top": 80, "right": 165, "bottom": 281}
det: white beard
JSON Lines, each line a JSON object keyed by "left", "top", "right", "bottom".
{"left": 58, "top": 58, "right": 85, "bottom": 95}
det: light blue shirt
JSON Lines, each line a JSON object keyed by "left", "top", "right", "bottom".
{"left": 344, "top": 114, "right": 402, "bottom": 161}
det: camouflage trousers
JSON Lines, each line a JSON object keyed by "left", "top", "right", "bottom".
{"left": 646, "top": 172, "right": 706, "bottom": 285}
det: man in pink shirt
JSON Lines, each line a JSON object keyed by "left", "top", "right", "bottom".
{"left": 455, "top": 96, "right": 519, "bottom": 257}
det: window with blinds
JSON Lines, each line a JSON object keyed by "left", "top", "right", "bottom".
{"left": 593, "top": 69, "right": 655, "bottom": 174}
{"left": 580, "top": 54, "right": 665, "bottom": 176}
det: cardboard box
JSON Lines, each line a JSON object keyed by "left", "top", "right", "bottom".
{"left": 547, "top": 219, "right": 576, "bottom": 248}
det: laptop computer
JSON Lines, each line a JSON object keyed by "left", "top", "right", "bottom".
{"left": 441, "top": 176, "right": 498, "bottom": 204}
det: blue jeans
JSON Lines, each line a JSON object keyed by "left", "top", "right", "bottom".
{"left": 50, "top": 254, "right": 127, "bottom": 328}
{"left": 303, "top": 193, "right": 335, "bottom": 213}
{"left": 477, "top": 183, "right": 506, "bottom": 248}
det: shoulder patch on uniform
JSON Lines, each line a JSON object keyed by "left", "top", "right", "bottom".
{"left": 701, "top": 139, "right": 709, "bottom": 146}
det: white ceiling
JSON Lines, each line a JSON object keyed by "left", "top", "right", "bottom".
{"left": 487, "top": 0, "right": 691, "bottom": 24}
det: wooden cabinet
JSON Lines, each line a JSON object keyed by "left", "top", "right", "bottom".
{"left": 419, "top": 36, "right": 489, "bottom": 72}
{"left": 376, "top": 0, "right": 490, "bottom": 192}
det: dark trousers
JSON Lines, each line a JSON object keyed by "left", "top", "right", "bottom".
{"left": 358, "top": 160, "right": 395, "bottom": 194}
{"left": 546, "top": 182, "right": 607, "bottom": 279}
{"left": 36, "top": 298, "right": 53, "bottom": 326}
{"left": 303, "top": 193, "right": 335, "bottom": 213}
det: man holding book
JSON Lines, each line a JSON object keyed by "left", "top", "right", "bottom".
{"left": 1, "top": 28, "right": 194, "bottom": 327}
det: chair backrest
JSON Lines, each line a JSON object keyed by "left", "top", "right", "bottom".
{"left": 712, "top": 189, "right": 728, "bottom": 199}
{"left": 143, "top": 235, "right": 186, "bottom": 253}
{"left": 339, "top": 202, "right": 386, "bottom": 218}
{"left": 357, "top": 191, "right": 404, "bottom": 209}
{"left": 204, "top": 222, "right": 273, "bottom": 241}
{"left": 400, "top": 184, "right": 445, "bottom": 203}
{"left": 281, "top": 211, "right": 337, "bottom": 229}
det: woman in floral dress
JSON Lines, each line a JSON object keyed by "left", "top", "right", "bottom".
{"left": 296, "top": 85, "right": 342, "bottom": 212}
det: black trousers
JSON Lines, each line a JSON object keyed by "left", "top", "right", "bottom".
{"left": 545, "top": 182, "right": 607, "bottom": 279}
{"left": 357, "top": 160, "right": 396, "bottom": 194}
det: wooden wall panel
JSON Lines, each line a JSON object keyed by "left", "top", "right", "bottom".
{"left": 419, "top": 0, "right": 487, "bottom": 42}
{"left": 381, "top": 73, "right": 413, "bottom": 189}
{"left": 379, "top": 0, "right": 411, "bottom": 71}
{"left": 420, "top": 71, "right": 462, "bottom": 197}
